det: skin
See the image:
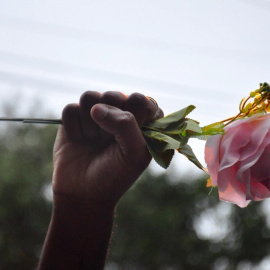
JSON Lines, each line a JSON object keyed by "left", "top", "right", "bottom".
{"left": 38, "top": 91, "right": 163, "bottom": 269}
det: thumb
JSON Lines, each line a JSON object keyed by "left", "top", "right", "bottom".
{"left": 91, "top": 104, "right": 151, "bottom": 164}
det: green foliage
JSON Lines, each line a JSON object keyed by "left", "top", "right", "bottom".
{"left": 177, "top": 144, "right": 204, "bottom": 170}
{"left": 145, "top": 105, "right": 197, "bottom": 130}
{"left": 141, "top": 105, "right": 227, "bottom": 170}
{"left": 142, "top": 106, "right": 204, "bottom": 170}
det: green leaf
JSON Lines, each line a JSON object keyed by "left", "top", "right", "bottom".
{"left": 184, "top": 119, "right": 202, "bottom": 134}
{"left": 145, "top": 139, "right": 174, "bottom": 169}
{"left": 145, "top": 105, "right": 196, "bottom": 130}
{"left": 162, "top": 119, "right": 201, "bottom": 147}
{"left": 177, "top": 144, "right": 205, "bottom": 171}
{"left": 143, "top": 130, "right": 181, "bottom": 152}
{"left": 161, "top": 121, "right": 187, "bottom": 134}
{"left": 141, "top": 105, "right": 206, "bottom": 169}
{"left": 163, "top": 132, "right": 189, "bottom": 147}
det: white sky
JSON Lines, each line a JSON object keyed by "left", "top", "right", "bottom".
{"left": 0, "top": 0, "right": 270, "bottom": 173}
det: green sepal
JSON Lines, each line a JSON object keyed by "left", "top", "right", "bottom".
{"left": 177, "top": 144, "right": 205, "bottom": 171}
{"left": 192, "top": 122, "right": 225, "bottom": 140}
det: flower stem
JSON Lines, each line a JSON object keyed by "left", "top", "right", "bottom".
{"left": 223, "top": 112, "right": 242, "bottom": 126}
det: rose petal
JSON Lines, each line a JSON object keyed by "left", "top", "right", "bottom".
{"left": 205, "top": 134, "right": 222, "bottom": 185}
{"left": 239, "top": 115, "right": 270, "bottom": 161}
{"left": 218, "top": 173, "right": 250, "bottom": 207}
{"left": 261, "top": 179, "right": 270, "bottom": 190}
{"left": 250, "top": 143, "right": 270, "bottom": 182}
{"left": 204, "top": 114, "right": 270, "bottom": 207}
{"left": 219, "top": 122, "right": 251, "bottom": 171}
{"left": 250, "top": 182, "right": 270, "bottom": 200}
{"left": 217, "top": 165, "right": 248, "bottom": 207}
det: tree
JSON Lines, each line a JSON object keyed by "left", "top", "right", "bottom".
{"left": 108, "top": 171, "right": 270, "bottom": 270}
{"left": 0, "top": 123, "right": 56, "bottom": 269}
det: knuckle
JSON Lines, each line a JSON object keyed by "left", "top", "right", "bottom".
{"left": 62, "top": 103, "right": 78, "bottom": 118}
{"left": 79, "top": 91, "right": 100, "bottom": 106}
{"left": 128, "top": 92, "right": 147, "bottom": 105}
{"left": 100, "top": 91, "right": 125, "bottom": 104}
{"left": 79, "top": 91, "right": 93, "bottom": 103}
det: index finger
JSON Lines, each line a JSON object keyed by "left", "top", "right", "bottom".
{"left": 124, "top": 93, "right": 164, "bottom": 127}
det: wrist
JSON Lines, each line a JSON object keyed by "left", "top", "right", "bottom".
{"left": 53, "top": 191, "right": 116, "bottom": 218}
{"left": 39, "top": 192, "right": 115, "bottom": 269}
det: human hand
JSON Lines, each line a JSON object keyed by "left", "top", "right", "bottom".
{"left": 39, "top": 91, "right": 163, "bottom": 269}
{"left": 52, "top": 91, "right": 163, "bottom": 206}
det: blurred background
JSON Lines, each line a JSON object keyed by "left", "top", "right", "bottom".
{"left": 1, "top": 0, "right": 270, "bottom": 269}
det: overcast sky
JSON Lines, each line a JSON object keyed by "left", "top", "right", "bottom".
{"left": 0, "top": 0, "right": 269, "bottom": 173}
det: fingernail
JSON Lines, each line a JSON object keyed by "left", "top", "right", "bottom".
{"left": 92, "top": 104, "right": 109, "bottom": 122}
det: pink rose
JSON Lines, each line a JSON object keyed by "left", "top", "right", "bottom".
{"left": 205, "top": 114, "right": 270, "bottom": 207}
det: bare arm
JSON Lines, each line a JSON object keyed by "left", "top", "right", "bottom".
{"left": 38, "top": 91, "right": 163, "bottom": 269}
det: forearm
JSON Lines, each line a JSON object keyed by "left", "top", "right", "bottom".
{"left": 38, "top": 193, "right": 115, "bottom": 270}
